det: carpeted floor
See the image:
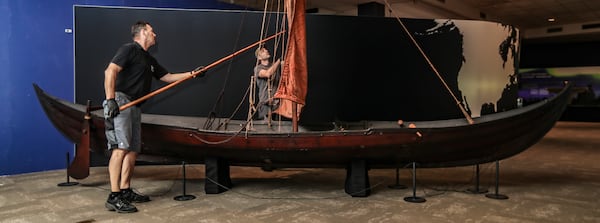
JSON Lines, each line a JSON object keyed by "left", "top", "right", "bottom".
{"left": 1, "top": 121, "right": 599, "bottom": 223}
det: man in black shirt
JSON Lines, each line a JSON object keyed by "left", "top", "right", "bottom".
{"left": 103, "top": 21, "right": 204, "bottom": 213}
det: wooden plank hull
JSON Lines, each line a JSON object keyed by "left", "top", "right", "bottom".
{"left": 34, "top": 83, "right": 572, "bottom": 169}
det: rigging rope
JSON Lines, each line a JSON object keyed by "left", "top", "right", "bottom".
{"left": 382, "top": 0, "right": 474, "bottom": 124}
{"left": 203, "top": 6, "right": 249, "bottom": 130}
{"left": 248, "top": 0, "right": 287, "bottom": 131}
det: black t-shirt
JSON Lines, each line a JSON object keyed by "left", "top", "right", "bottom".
{"left": 110, "top": 42, "right": 168, "bottom": 100}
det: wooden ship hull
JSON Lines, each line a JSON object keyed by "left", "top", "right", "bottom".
{"left": 34, "top": 83, "right": 571, "bottom": 170}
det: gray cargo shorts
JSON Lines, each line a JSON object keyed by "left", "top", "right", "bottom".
{"left": 104, "top": 92, "right": 141, "bottom": 153}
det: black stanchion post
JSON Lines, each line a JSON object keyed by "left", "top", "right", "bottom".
{"left": 58, "top": 152, "right": 78, "bottom": 187}
{"left": 403, "top": 162, "right": 425, "bottom": 203}
{"left": 388, "top": 167, "right": 407, "bottom": 189}
{"left": 466, "top": 164, "right": 488, "bottom": 194}
{"left": 485, "top": 160, "right": 508, "bottom": 200}
{"left": 174, "top": 161, "right": 196, "bottom": 201}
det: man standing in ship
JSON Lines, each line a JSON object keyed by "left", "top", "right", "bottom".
{"left": 103, "top": 21, "right": 205, "bottom": 213}
{"left": 254, "top": 46, "right": 282, "bottom": 121}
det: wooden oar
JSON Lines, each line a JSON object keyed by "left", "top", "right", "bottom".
{"left": 68, "top": 100, "right": 92, "bottom": 179}
{"left": 119, "top": 31, "right": 286, "bottom": 111}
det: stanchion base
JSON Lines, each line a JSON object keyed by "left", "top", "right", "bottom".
{"left": 403, "top": 196, "right": 426, "bottom": 203}
{"left": 174, "top": 195, "right": 196, "bottom": 201}
{"left": 57, "top": 182, "right": 79, "bottom": 187}
{"left": 388, "top": 184, "right": 407, "bottom": 189}
{"left": 466, "top": 188, "right": 488, "bottom": 194}
{"left": 485, "top": 193, "right": 508, "bottom": 200}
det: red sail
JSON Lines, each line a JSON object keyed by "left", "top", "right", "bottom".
{"left": 274, "top": 0, "right": 307, "bottom": 119}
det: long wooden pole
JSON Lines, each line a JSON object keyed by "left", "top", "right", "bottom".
{"left": 120, "top": 31, "right": 286, "bottom": 111}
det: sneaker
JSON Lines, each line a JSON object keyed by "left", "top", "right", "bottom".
{"left": 121, "top": 188, "right": 151, "bottom": 203}
{"left": 105, "top": 194, "right": 137, "bottom": 213}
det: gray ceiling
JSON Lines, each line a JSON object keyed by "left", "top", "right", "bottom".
{"left": 463, "top": 0, "right": 600, "bottom": 29}
{"left": 305, "top": 0, "right": 600, "bottom": 28}
{"left": 223, "top": 0, "right": 600, "bottom": 43}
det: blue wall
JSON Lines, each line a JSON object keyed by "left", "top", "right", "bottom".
{"left": 0, "top": 0, "right": 242, "bottom": 176}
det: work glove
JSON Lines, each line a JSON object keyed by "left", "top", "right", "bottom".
{"left": 103, "top": 98, "right": 120, "bottom": 118}
{"left": 192, "top": 66, "right": 207, "bottom": 78}
{"left": 105, "top": 117, "right": 115, "bottom": 131}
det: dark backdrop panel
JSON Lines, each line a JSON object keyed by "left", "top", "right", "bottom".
{"left": 75, "top": 6, "right": 465, "bottom": 123}
{"left": 303, "top": 15, "right": 464, "bottom": 122}
{"left": 75, "top": 6, "right": 266, "bottom": 119}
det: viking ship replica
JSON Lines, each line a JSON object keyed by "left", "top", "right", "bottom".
{"left": 35, "top": 0, "right": 572, "bottom": 197}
